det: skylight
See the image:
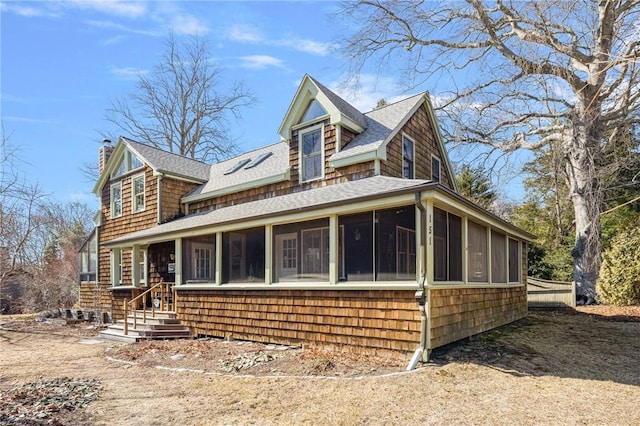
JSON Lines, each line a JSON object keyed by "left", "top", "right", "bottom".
{"left": 244, "top": 152, "right": 272, "bottom": 169}
{"left": 224, "top": 159, "right": 251, "bottom": 175}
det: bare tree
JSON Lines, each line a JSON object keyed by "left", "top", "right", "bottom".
{"left": 340, "top": 0, "right": 640, "bottom": 301}
{"left": 106, "top": 32, "right": 255, "bottom": 162}
{"left": 1, "top": 126, "right": 47, "bottom": 290}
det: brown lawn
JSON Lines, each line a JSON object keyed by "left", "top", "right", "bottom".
{"left": 1, "top": 305, "right": 639, "bottom": 425}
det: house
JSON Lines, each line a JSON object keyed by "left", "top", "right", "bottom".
{"left": 78, "top": 75, "right": 532, "bottom": 363}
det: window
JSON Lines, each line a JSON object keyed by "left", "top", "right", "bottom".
{"left": 431, "top": 156, "right": 441, "bottom": 183}
{"left": 110, "top": 182, "right": 122, "bottom": 218}
{"left": 245, "top": 152, "right": 272, "bottom": 169}
{"left": 491, "top": 230, "right": 507, "bottom": 283}
{"left": 111, "top": 249, "right": 123, "bottom": 286}
{"left": 299, "top": 99, "right": 327, "bottom": 123}
{"left": 132, "top": 174, "right": 145, "bottom": 213}
{"left": 402, "top": 135, "right": 415, "bottom": 179}
{"left": 79, "top": 231, "right": 97, "bottom": 281}
{"left": 137, "top": 249, "right": 147, "bottom": 285}
{"left": 433, "top": 207, "right": 463, "bottom": 281}
{"left": 276, "top": 233, "right": 298, "bottom": 281}
{"left": 300, "top": 125, "right": 323, "bottom": 181}
{"left": 509, "top": 238, "right": 520, "bottom": 283}
{"left": 468, "top": 221, "right": 488, "bottom": 282}
{"left": 113, "top": 150, "right": 144, "bottom": 178}
{"left": 193, "top": 243, "right": 213, "bottom": 280}
{"left": 224, "top": 159, "right": 251, "bottom": 175}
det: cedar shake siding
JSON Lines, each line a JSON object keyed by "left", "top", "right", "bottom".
{"left": 161, "top": 178, "right": 199, "bottom": 222}
{"left": 176, "top": 289, "right": 421, "bottom": 359}
{"left": 381, "top": 104, "right": 453, "bottom": 189}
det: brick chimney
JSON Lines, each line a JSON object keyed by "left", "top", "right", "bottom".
{"left": 98, "top": 139, "right": 113, "bottom": 175}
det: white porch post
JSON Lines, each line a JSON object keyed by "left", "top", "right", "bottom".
{"left": 174, "top": 238, "right": 182, "bottom": 285}
{"left": 329, "top": 214, "right": 338, "bottom": 284}
{"left": 215, "top": 232, "right": 223, "bottom": 285}
{"left": 265, "top": 225, "right": 273, "bottom": 285}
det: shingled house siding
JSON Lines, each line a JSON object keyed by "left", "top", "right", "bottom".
{"left": 381, "top": 105, "right": 453, "bottom": 189}
{"left": 429, "top": 286, "right": 527, "bottom": 348}
{"left": 176, "top": 289, "right": 421, "bottom": 359}
{"left": 161, "top": 179, "right": 199, "bottom": 222}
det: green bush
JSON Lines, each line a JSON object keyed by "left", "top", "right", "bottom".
{"left": 597, "top": 226, "right": 640, "bottom": 305}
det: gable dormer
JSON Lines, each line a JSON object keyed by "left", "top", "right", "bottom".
{"left": 278, "top": 75, "right": 367, "bottom": 144}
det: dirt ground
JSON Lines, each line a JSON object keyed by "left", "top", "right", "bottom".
{"left": 1, "top": 305, "right": 639, "bottom": 425}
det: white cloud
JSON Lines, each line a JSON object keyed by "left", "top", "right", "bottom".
{"left": 227, "top": 24, "right": 264, "bottom": 43}
{"left": 84, "top": 19, "right": 160, "bottom": 37}
{"left": 169, "top": 14, "right": 209, "bottom": 36}
{"left": 226, "top": 23, "right": 332, "bottom": 56}
{"left": 329, "top": 74, "right": 407, "bottom": 112}
{"left": 277, "top": 39, "right": 334, "bottom": 56}
{"left": 2, "top": 116, "right": 59, "bottom": 124}
{"left": 237, "top": 55, "right": 285, "bottom": 70}
{"left": 0, "top": 2, "right": 60, "bottom": 18}
{"left": 67, "top": 0, "right": 148, "bottom": 18}
{"left": 110, "top": 67, "right": 147, "bottom": 80}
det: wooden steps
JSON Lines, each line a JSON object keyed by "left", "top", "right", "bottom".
{"left": 99, "top": 310, "right": 191, "bottom": 343}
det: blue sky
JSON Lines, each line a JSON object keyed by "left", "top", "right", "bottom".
{"left": 1, "top": 0, "right": 524, "bottom": 208}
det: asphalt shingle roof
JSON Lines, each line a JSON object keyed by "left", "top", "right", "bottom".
{"left": 308, "top": 76, "right": 368, "bottom": 130}
{"left": 185, "top": 142, "right": 290, "bottom": 199}
{"left": 106, "top": 175, "right": 430, "bottom": 246}
{"left": 330, "top": 92, "right": 426, "bottom": 161}
{"left": 124, "top": 138, "right": 211, "bottom": 182}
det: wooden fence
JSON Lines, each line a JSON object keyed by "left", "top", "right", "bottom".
{"left": 527, "top": 277, "right": 576, "bottom": 308}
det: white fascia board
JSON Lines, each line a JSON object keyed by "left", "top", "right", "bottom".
{"left": 329, "top": 149, "right": 382, "bottom": 168}
{"left": 423, "top": 95, "right": 459, "bottom": 193}
{"left": 93, "top": 138, "right": 128, "bottom": 195}
{"left": 181, "top": 170, "right": 291, "bottom": 204}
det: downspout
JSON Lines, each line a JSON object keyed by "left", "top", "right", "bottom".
{"left": 157, "top": 174, "right": 164, "bottom": 225}
{"left": 407, "top": 192, "right": 428, "bottom": 370}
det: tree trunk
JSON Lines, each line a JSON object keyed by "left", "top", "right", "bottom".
{"left": 564, "top": 99, "right": 602, "bottom": 303}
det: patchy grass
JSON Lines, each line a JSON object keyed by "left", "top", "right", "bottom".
{"left": 1, "top": 306, "right": 639, "bottom": 425}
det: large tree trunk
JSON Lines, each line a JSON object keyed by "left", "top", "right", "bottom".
{"left": 564, "top": 99, "right": 602, "bottom": 302}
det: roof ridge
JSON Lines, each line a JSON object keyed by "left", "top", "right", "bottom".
{"left": 123, "top": 137, "right": 210, "bottom": 166}
{"left": 363, "top": 91, "right": 427, "bottom": 115}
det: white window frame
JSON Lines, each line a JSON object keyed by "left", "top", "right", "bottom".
{"left": 137, "top": 248, "right": 147, "bottom": 286}
{"left": 402, "top": 134, "right": 415, "bottom": 179}
{"left": 299, "top": 123, "right": 324, "bottom": 183}
{"left": 192, "top": 242, "right": 213, "bottom": 281}
{"left": 131, "top": 173, "right": 146, "bottom": 213}
{"left": 431, "top": 155, "right": 441, "bottom": 183}
{"left": 276, "top": 233, "right": 298, "bottom": 282}
{"left": 111, "top": 249, "right": 123, "bottom": 286}
{"left": 110, "top": 182, "right": 122, "bottom": 218}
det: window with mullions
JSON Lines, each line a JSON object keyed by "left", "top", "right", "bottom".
{"left": 183, "top": 237, "right": 215, "bottom": 283}
{"left": 132, "top": 174, "right": 145, "bottom": 213}
{"left": 433, "top": 207, "right": 462, "bottom": 282}
{"left": 402, "top": 135, "right": 415, "bottom": 179}
{"left": 110, "top": 182, "right": 122, "bottom": 218}
{"left": 300, "top": 125, "right": 323, "bottom": 182}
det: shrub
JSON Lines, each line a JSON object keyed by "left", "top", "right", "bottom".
{"left": 597, "top": 226, "right": 640, "bottom": 305}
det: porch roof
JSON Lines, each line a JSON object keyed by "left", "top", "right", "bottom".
{"left": 105, "top": 175, "right": 432, "bottom": 247}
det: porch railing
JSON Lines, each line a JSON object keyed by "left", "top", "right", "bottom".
{"left": 122, "top": 280, "right": 176, "bottom": 335}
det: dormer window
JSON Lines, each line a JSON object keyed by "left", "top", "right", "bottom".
{"left": 299, "top": 99, "right": 327, "bottom": 124}
{"left": 300, "top": 124, "right": 324, "bottom": 182}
